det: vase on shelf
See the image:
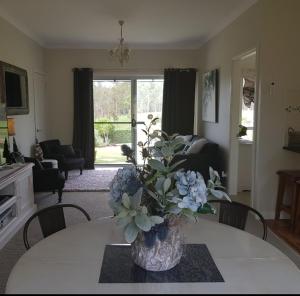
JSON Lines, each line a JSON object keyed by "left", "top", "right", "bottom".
{"left": 131, "top": 219, "right": 184, "bottom": 271}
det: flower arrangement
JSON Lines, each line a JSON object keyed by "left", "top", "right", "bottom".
{"left": 109, "top": 115, "right": 230, "bottom": 246}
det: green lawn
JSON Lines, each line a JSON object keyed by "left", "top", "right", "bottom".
{"left": 95, "top": 145, "right": 128, "bottom": 164}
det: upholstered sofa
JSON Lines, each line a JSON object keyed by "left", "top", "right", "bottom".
{"left": 171, "top": 135, "right": 224, "bottom": 183}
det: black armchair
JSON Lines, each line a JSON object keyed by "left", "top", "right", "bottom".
{"left": 25, "top": 157, "right": 65, "bottom": 203}
{"left": 39, "top": 139, "right": 85, "bottom": 180}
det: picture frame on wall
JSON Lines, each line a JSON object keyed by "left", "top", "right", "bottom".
{"left": 202, "top": 69, "right": 218, "bottom": 123}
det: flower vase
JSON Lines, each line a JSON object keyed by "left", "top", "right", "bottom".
{"left": 131, "top": 221, "right": 183, "bottom": 271}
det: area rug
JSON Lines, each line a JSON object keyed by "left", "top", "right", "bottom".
{"left": 63, "top": 169, "right": 118, "bottom": 192}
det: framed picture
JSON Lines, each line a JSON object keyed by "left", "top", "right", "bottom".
{"left": 202, "top": 69, "right": 218, "bottom": 122}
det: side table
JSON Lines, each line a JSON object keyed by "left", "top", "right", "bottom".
{"left": 275, "top": 170, "right": 300, "bottom": 231}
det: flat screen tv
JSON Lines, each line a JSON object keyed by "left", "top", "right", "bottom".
{"left": 0, "top": 62, "right": 29, "bottom": 115}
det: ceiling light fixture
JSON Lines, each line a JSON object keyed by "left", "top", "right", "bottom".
{"left": 109, "top": 20, "right": 130, "bottom": 67}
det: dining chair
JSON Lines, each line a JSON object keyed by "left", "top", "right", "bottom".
{"left": 209, "top": 200, "right": 268, "bottom": 240}
{"left": 23, "top": 204, "right": 91, "bottom": 249}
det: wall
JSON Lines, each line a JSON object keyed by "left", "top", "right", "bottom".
{"left": 0, "top": 15, "right": 45, "bottom": 155}
{"left": 238, "top": 143, "right": 252, "bottom": 192}
{"left": 45, "top": 49, "right": 200, "bottom": 143}
{"left": 198, "top": 0, "right": 300, "bottom": 218}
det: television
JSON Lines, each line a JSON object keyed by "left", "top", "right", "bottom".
{"left": 0, "top": 62, "right": 29, "bottom": 115}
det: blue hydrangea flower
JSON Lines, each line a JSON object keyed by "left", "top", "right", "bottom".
{"left": 175, "top": 170, "right": 207, "bottom": 212}
{"left": 110, "top": 166, "right": 142, "bottom": 203}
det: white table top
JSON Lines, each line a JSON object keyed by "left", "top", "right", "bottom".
{"left": 5, "top": 217, "right": 300, "bottom": 294}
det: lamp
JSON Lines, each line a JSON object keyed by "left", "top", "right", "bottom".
{"left": 7, "top": 118, "right": 15, "bottom": 136}
{"left": 109, "top": 20, "right": 130, "bottom": 67}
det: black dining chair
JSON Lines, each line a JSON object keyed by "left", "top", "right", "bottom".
{"left": 23, "top": 204, "right": 91, "bottom": 249}
{"left": 209, "top": 200, "right": 268, "bottom": 240}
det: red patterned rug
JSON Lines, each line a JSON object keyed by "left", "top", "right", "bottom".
{"left": 63, "top": 169, "right": 118, "bottom": 192}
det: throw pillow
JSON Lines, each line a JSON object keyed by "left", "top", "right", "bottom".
{"left": 34, "top": 143, "right": 44, "bottom": 161}
{"left": 186, "top": 138, "right": 208, "bottom": 155}
{"left": 175, "top": 135, "right": 194, "bottom": 153}
{"left": 176, "top": 135, "right": 193, "bottom": 143}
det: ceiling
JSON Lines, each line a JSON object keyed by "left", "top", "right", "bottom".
{"left": 0, "top": 0, "right": 257, "bottom": 49}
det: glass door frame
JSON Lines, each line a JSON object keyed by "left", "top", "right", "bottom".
{"left": 93, "top": 74, "right": 163, "bottom": 166}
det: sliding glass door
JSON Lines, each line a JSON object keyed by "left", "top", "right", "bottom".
{"left": 93, "top": 77, "right": 163, "bottom": 165}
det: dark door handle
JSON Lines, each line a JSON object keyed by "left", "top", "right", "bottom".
{"left": 131, "top": 118, "right": 136, "bottom": 127}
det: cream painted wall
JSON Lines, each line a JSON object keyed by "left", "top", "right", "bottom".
{"left": 198, "top": 0, "right": 300, "bottom": 218}
{"left": 45, "top": 49, "right": 200, "bottom": 143}
{"left": 238, "top": 143, "right": 252, "bottom": 192}
{"left": 0, "top": 15, "right": 45, "bottom": 155}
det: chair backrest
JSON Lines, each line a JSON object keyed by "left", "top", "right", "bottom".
{"left": 23, "top": 204, "right": 91, "bottom": 249}
{"left": 40, "top": 139, "right": 61, "bottom": 157}
{"left": 209, "top": 200, "right": 267, "bottom": 240}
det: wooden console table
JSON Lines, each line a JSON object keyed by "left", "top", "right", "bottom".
{"left": 0, "top": 163, "right": 36, "bottom": 249}
{"left": 275, "top": 170, "right": 300, "bottom": 232}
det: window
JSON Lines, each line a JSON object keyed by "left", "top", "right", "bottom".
{"left": 240, "top": 77, "right": 255, "bottom": 142}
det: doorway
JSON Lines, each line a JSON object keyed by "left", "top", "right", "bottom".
{"left": 93, "top": 77, "right": 164, "bottom": 165}
{"left": 229, "top": 50, "right": 257, "bottom": 206}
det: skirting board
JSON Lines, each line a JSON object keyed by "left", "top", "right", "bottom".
{"left": 261, "top": 211, "right": 275, "bottom": 220}
{"left": 0, "top": 205, "right": 37, "bottom": 250}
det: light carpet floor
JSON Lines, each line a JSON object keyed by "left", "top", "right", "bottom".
{"left": 63, "top": 169, "right": 118, "bottom": 192}
{"left": 0, "top": 191, "right": 300, "bottom": 293}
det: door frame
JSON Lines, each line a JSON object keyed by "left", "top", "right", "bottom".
{"left": 228, "top": 47, "right": 260, "bottom": 208}
{"left": 93, "top": 75, "right": 164, "bottom": 166}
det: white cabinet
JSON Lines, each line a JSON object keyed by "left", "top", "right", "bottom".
{"left": 0, "top": 163, "right": 36, "bottom": 249}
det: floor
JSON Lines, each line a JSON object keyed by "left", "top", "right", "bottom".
{"left": 230, "top": 190, "right": 251, "bottom": 206}
{"left": 267, "top": 219, "right": 300, "bottom": 254}
{"left": 0, "top": 190, "right": 300, "bottom": 293}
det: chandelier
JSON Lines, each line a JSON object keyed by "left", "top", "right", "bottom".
{"left": 109, "top": 20, "right": 130, "bottom": 66}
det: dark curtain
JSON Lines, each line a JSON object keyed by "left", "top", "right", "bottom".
{"left": 162, "top": 68, "right": 197, "bottom": 135}
{"left": 73, "top": 68, "right": 95, "bottom": 169}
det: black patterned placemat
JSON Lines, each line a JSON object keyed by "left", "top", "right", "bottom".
{"left": 99, "top": 244, "right": 224, "bottom": 283}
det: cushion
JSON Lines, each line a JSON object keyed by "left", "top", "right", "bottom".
{"left": 34, "top": 143, "right": 44, "bottom": 161}
{"left": 186, "top": 138, "right": 208, "bottom": 154}
{"left": 59, "top": 145, "right": 76, "bottom": 157}
{"left": 175, "top": 135, "right": 194, "bottom": 153}
{"left": 176, "top": 135, "right": 193, "bottom": 143}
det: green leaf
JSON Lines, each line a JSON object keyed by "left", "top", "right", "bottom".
{"left": 134, "top": 214, "right": 152, "bottom": 232}
{"left": 124, "top": 222, "right": 140, "bottom": 243}
{"left": 122, "top": 193, "right": 131, "bottom": 209}
{"left": 131, "top": 188, "right": 143, "bottom": 209}
{"left": 209, "top": 189, "right": 231, "bottom": 201}
{"left": 141, "top": 206, "right": 148, "bottom": 215}
{"left": 129, "top": 210, "right": 137, "bottom": 217}
{"left": 116, "top": 216, "right": 132, "bottom": 228}
{"left": 116, "top": 209, "right": 129, "bottom": 219}
{"left": 198, "top": 203, "right": 215, "bottom": 214}
{"left": 169, "top": 159, "right": 186, "bottom": 171}
{"left": 148, "top": 159, "right": 166, "bottom": 172}
{"left": 150, "top": 216, "right": 164, "bottom": 225}
{"left": 163, "top": 177, "right": 172, "bottom": 193}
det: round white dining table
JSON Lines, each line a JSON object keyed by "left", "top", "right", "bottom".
{"left": 5, "top": 217, "right": 300, "bottom": 294}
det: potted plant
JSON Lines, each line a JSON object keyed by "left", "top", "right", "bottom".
{"left": 109, "top": 115, "right": 230, "bottom": 271}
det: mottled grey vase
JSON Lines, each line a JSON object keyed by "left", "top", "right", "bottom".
{"left": 131, "top": 224, "right": 183, "bottom": 271}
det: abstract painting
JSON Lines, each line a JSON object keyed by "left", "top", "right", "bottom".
{"left": 202, "top": 69, "right": 218, "bottom": 122}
